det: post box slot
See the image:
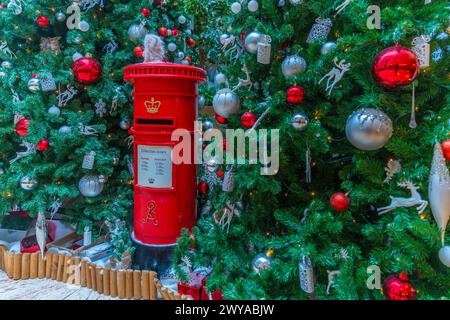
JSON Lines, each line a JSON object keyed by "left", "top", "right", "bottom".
{"left": 137, "top": 118, "right": 174, "bottom": 126}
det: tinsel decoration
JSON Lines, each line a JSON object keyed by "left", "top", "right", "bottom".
{"left": 299, "top": 256, "right": 315, "bottom": 294}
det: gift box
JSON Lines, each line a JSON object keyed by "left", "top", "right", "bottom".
{"left": 178, "top": 272, "right": 224, "bottom": 300}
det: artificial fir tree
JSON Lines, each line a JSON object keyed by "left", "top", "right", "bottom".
{"left": 174, "top": 0, "right": 450, "bottom": 299}
{"left": 0, "top": 0, "right": 196, "bottom": 258}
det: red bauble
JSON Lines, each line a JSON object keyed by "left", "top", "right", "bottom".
{"left": 171, "top": 29, "right": 180, "bottom": 36}
{"left": 134, "top": 46, "right": 144, "bottom": 58}
{"left": 15, "top": 118, "right": 30, "bottom": 136}
{"left": 330, "top": 192, "right": 350, "bottom": 211}
{"left": 0, "top": 4, "right": 6, "bottom": 8}
{"left": 185, "top": 56, "right": 191, "bottom": 64}
{"left": 140, "top": 7, "right": 151, "bottom": 17}
{"left": 36, "top": 139, "right": 50, "bottom": 151}
{"left": 197, "top": 181, "right": 209, "bottom": 195}
{"left": 286, "top": 85, "right": 305, "bottom": 105}
{"left": 36, "top": 16, "right": 50, "bottom": 27}
{"left": 441, "top": 139, "right": 450, "bottom": 161}
{"left": 158, "top": 27, "right": 167, "bottom": 37}
{"left": 372, "top": 45, "right": 419, "bottom": 89}
{"left": 383, "top": 272, "right": 416, "bottom": 300}
{"left": 215, "top": 113, "right": 228, "bottom": 125}
{"left": 72, "top": 57, "right": 102, "bottom": 84}
{"left": 241, "top": 112, "right": 256, "bottom": 129}
{"left": 188, "top": 38, "right": 196, "bottom": 47}
{"left": 216, "top": 169, "right": 224, "bottom": 179}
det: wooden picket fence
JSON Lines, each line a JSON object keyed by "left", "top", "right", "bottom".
{"left": 0, "top": 246, "right": 191, "bottom": 300}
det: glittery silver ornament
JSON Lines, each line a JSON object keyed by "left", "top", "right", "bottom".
{"left": 177, "top": 51, "right": 185, "bottom": 59}
{"left": 281, "top": 55, "right": 307, "bottom": 77}
{"left": 248, "top": 0, "right": 259, "bottom": 12}
{"left": 20, "top": 176, "right": 38, "bottom": 191}
{"left": 345, "top": 108, "right": 393, "bottom": 151}
{"left": 244, "top": 31, "right": 262, "bottom": 54}
{"left": 128, "top": 24, "right": 147, "bottom": 42}
{"left": 56, "top": 12, "right": 66, "bottom": 22}
{"left": 1, "top": 60, "right": 12, "bottom": 68}
{"left": 48, "top": 105, "right": 61, "bottom": 116}
{"left": 252, "top": 249, "right": 274, "bottom": 274}
{"left": 231, "top": 2, "right": 242, "bottom": 13}
{"left": 78, "top": 21, "right": 90, "bottom": 32}
{"left": 291, "top": 113, "right": 309, "bottom": 131}
{"left": 299, "top": 256, "right": 315, "bottom": 293}
{"left": 120, "top": 119, "right": 131, "bottom": 130}
{"left": 178, "top": 15, "right": 186, "bottom": 24}
{"left": 27, "top": 78, "right": 41, "bottom": 93}
{"left": 321, "top": 41, "right": 337, "bottom": 55}
{"left": 79, "top": 175, "right": 104, "bottom": 197}
{"left": 213, "top": 88, "right": 241, "bottom": 118}
{"left": 306, "top": 17, "right": 333, "bottom": 44}
{"left": 167, "top": 42, "right": 177, "bottom": 52}
{"left": 203, "top": 120, "right": 214, "bottom": 131}
{"left": 58, "top": 125, "right": 72, "bottom": 134}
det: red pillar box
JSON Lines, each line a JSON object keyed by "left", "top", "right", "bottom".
{"left": 124, "top": 63, "right": 206, "bottom": 271}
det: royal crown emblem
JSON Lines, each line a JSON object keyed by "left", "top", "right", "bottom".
{"left": 144, "top": 98, "right": 161, "bottom": 113}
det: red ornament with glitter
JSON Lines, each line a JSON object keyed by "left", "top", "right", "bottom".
{"left": 372, "top": 45, "right": 419, "bottom": 89}
{"left": 441, "top": 139, "right": 450, "bottom": 161}
{"left": 330, "top": 192, "right": 350, "bottom": 212}
{"left": 15, "top": 118, "right": 30, "bottom": 136}
{"left": 383, "top": 272, "right": 417, "bottom": 300}
{"left": 36, "top": 16, "right": 50, "bottom": 27}
{"left": 72, "top": 57, "right": 102, "bottom": 84}
{"left": 286, "top": 85, "right": 305, "bottom": 105}
{"left": 241, "top": 111, "right": 256, "bottom": 129}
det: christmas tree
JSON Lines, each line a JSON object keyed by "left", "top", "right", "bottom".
{"left": 175, "top": 0, "right": 450, "bottom": 299}
{"left": 0, "top": 0, "right": 196, "bottom": 258}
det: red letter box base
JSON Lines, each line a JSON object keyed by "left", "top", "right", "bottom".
{"left": 131, "top": 232, "right": 176, "bottom": 274}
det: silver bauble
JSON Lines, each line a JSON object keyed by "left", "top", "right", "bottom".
{"left": 244, "top": 31, "right": 261, "bottom": 54}
{"left": 252, "top": 250, "right": 274, "bottom": 274}
{"left": 278, "top": 0, "right": 286, "bottom": 6}
{"left": 79, "top": 175, "right": 104, "bottom": 197}
{"left": 439, "top": 246, "right": 450, "bottom": 267}
{"left": 78, "top": 21, "right": 90, "bottom": 32}
{"left": 120, "top": 119, "right": 131, "bottom": 130}
{"left": 167, "top": 42, "right": 177, "bottom": 52}
{"left": 1, "top": 60, "right": 12, "bottom": 68}
{"left": 58, "top": 125, "right": 72, "bottom": 134}
{"left": 56, "top": 12, "right": 66, "bottom": 22}
{"left": 181, "top": 59, "right": 189, "bottom": 65}
{"left": 220, "top": 34, "right": 229, "bottom": 45}
{"left": 213, "top": 88, "right": 241, "bottom": 118}
{"left": 20, "top": 176, "right": 38, "bottom": 191}
{"left": 203, "top": 120, "right": 214, "bottom": 131}
{"left": 72, "top": 52, "right": 83, "bottom": 61}
{"left": 281, "top": 55, "right": 307, "bottom": 77}
{"left": 321, "top": 41, "right": 337, "bottom": 55}
{"left": 291, "top": 113, "right": 309, "bottom": 131}
{"left": 231, "top": 2, "right": 242, "bottom": 13}
{"left": 248, "top": 0, "right": 259, "bottom": 12}
{"left": 198, "top": 95, "right": 206, "bottom": 107}
{"left": 48, "top": 105, "right": 61, "bottom": 116}
{"left": 177, "top": 51, "right": 185, "bottom": 59}
{"left": 345, "top": 108, "right": 393, "bottom": 151}
{"left": 128, "top": 24, "right": 147, "bottom": 42}
{"left": 214, "top": 72, "right": 227, "bottom": 85}
{"left": 178, "top": 15, "right": 186, "bottom": 24}
{"left": 27, "top": 78, "right": 41, "bottom": 93}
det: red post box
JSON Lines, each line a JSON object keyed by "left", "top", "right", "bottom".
{"left": 124, "top": 62, "right": 206, "bottom": 272}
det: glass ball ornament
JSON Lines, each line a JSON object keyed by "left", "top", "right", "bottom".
{"left": 383, "top": 272, "right": 416, "bottom": 300}
{"left": 215, "top": 113, "right": 229, "bottom": 125}
{"left": 78, "top": 175, "right": 104, "bottom": 197}
{"left": 140, "top": 7, "right": 151, "bottom": 17}
{"left": 78, "top": 21, "right": 90, "bottom": 32}
{"left": 119, "top": 119, "right": 131, "bottom": 130}
{"left": 15, "top": 118, "right": 30, "bottom": 136}
{"left": 72, "top": 57, "right": 102, "bottom": 84}
{"left": 72, "top": 52, "right": 83, "bottom": 61}
{"left": 1, "top": 60, "right": 12, "bottom": 68}
{"left": 244, "top": 31, "right": 262, "bottom": 54}
{"left": 231, "top": 2, "right": 242, "bottom": 13}
{"left": 178, "top": 15, "right": 186, "bottom": 24}
{"left": 36, "top": 139, "right": 50, "bottom": 151}
{"left": 214, "top": 72, "right": 227, "bottom": 85}
{"left": 167, "top": 42, "right": 177, "bottom": 52}
{"left": 330, "top": 192, "right": 350, "bottom": 211}
{"left": 27, "top": 77, "right": 41, "bottom": 93}
{"left": 177, "top": 51, "right": 185, "bottom": 59}
{"left": 220, "top": 34, "right": 229, "bottom": 45}
{"left": 248, "top": 0, "right": 259, "bottom": 12}
{"left": 345, "top": 108, "right": 393, "bottom": 151}
{"left": 241, "top": 111, "right": 256, "bottom": 129}
{"left": 203, "top": 120, "right": 214, "bottom": 131}
{"left": 213, "top": 88, "right": 241, "bottom": 118}
{"left": 128, "top": 24, "right": 147, "bottom": 42}
{"left": 252, "top": 249, "right": 274, "bottom": 274}
{"left": 48, "top": 105, "right": 60, "bottom": 116}
{"left": 36, "top": 15, "right": 50, "bottom": 27}
{"left": 321, "top": 41, "right": 337, "bottom": 55}
{"left": 291, "top": 113, "right": 309, "bottom": 131}
{"left": 58, "top": 125, "right": 72, "bottom": 134}
{"left": 286, "top": 85, "right": 305, "bottom": 105}
{"left": 282, "top": 55, "right": 307, "bottom": 77}
{"left": 56, "top": 12, "right": 66, "bottom": 22}
{"left": 438, "top": 246, "right": 450, "bottom": 267}
{"left": 20, "top": 175, "right": 38, "bottom": 191}
{"left": 198, "top": 95, "right": 206, "bottom": 107}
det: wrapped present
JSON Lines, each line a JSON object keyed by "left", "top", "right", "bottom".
{"left": 178, "top": 271, "right": 223, "bottom": 300}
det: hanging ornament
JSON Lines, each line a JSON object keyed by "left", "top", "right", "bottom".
{"left": 57, "top": 85, "right": 78, "bottom": 107}
{"left": 134, "top": 45, "right": 144, "bottom": 58}
{"left": 140, "top": 7, "right": 151, "bottom": 17}
{"left": 83, "top": 226, "right": 92, "bottom": 246}
{"left": 215, "top": 113, "right": 229, "bottom": 125}
{"left": 27, "top": 76, "right": 41, "bottom": 93}
{"left": 383, "top": 272, "right": 416, "bottom": 300}
{"left": 120, "top": 119, "right": 131, "bottom": 130}
{"left": 95, "top": 99, "right": 107, "bottom": 117}
{"left": 411, "top": 35, "right": 431, "bottom": 68}
{"left": 345, "top": 108, "right": 393, "bottom": 151}
{"left": 1, "top": 60, "right": 12, "bottom": 68}
{"left": 128, "top": 24, "right": 148, "bottom": 42}
{"left": 252, "top": 248, "right": 274, "bottom": 274}
{"left": 286, "top": 85, "right": 305, "bottom": 105}
{"left": 281, "top": 55, "right": 307, "bottom": 77}
{"left": 257, "top": 35, "right": 271, "bottom": 64}
{"left": 244, "top": 31, "right": 262, "bottom": 54}
{"left": 321, "top": 41, "right": 337, "bottom": 55}
{"left": 79, "top": 175, "right": 104, "bottom": 197}
{"left": 330, "top": 192, "right": 350, "bottom": 211}
{"left": 384, "top": 158, "right": 402, "bottom": 183}
{"left": 36, "top": 15, "right": 50, "bottom": 27}
{"left": 241, "top": 112, "right": 256, "bottom": 129}
{"left": 429, "top": 143, "right": 450, "bottom": 247}
{"left": 20, "top": 175, "right": 38, "bottom": 191}
{"left": 48, "top": 105, "right": 61, "bottom": 116}
{"left": 40, "top": 73, "right": 57, "bottom": 92}
{"left": 222, "top": 167, "right": 235, "bottom": 192}
{"left": 230, "top": 2, "right": 242, "bottom": 13}
{"left": 203, "top": 120, "right": 214, "bottom": 131}
{"left": 158, "top": 26, "right": 168, "bottom": 37}
{"left": 291, "top": 113, "right": 309, "bottom": 131}
{"left": 213, "top": 88, "right": 241, "bottom": 118}
{"left": 438, "top": 246, "right": 450, "bottom": 267}
{"left": 187, "top": 38, "right": 196, "bottom": 47}
{"left": 299, "top": 256, "right": 314, "bottom": 294}
{"left": 306, "top": 17, "right": 332, "bottom": 44}
{"left": 36, "top": 139, "right": 49, "bottom": 151}
{"left": 178, "top": 15, "right": 186, "bottom": 24}
{"left": 56, "top": 12, "right": 66, "bottom": 22}
{"left": 167, "top": 43, "right": 177, "bottom": 52}
{"left": 78, "top": 20, "right": 90, "bottom": 32}
{"left": 72, "top": 57, "right": 102, "bottom": 84}
{"left": 440, "top": 139, "right": 450, "bottom": 161}
{"left": 377, "top": 180, "right": 428, "bottom": 215}
{"left": 15, "top": 117, "right": 30, "bottom": 136}
{"left": 58, "top": 125, "right": 72, "bottom": 134}
{"left": 214, "top": 72, "right": 227, "bottom": 86}
{"left": 72, "top": 52, "right": 83, "bottom": 61}
{"left": 319, "top": 57, "right": 351, "bottom": 95}
{"left": 82, "top": 151, "right": 96, "bottom": 170}
{"left": 197, "top": 181, "right": 209, "bottom": 196}
{"left": 278, "top": 0, "right": 285, "bottom": 6}
{"left": 372, "top": 45, "right": 419, "bottom": 88}
{"left": 248, "top": 0, "right": 259, "bottom": 12}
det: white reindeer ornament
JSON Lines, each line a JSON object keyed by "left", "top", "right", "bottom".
{"left": 377, "top": 180, "right": 428, "bottom": 215}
